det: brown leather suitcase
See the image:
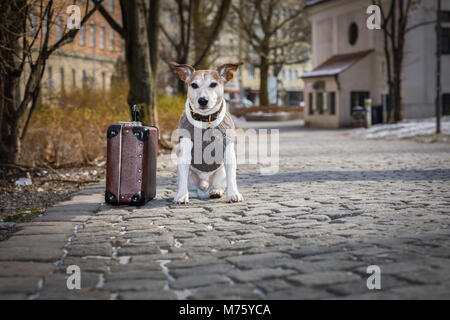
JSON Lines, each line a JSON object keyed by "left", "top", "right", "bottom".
{"left": 105, "top": 106, "right": 158, "bottom": 205}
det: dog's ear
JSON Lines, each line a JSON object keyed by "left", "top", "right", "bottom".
{"left": 216, "top": 62, "right": 243, "bottom": 83}
{"left": 170, "top": 62, "right": 195, "bottom": 82}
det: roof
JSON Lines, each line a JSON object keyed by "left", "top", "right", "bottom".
{"left": 306, "top": 0, "right": 335, "bottom": 9}
{"left": 302, "top": 50, "right": 373, "bottom": 79}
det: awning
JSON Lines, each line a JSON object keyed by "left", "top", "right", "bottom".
{"left": 302, "top": 50, "right": 373, "bottom": 79}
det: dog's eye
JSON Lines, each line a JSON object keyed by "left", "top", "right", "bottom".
{"left": 210, "top": 82, "right": 217, "bottom": 88}
{"left": 191, "top": 83, "right": 199, "bottom": 89}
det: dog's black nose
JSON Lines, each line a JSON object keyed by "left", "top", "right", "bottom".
{"left": 198, "top": 97, "right": 208, "bottom": 107}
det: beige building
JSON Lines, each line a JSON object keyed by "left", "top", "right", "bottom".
{"left": 37, "top": 0, "right": 123, "bottom": 96}
{"left": 303, "top": 0, "right": 450, "bottom": 128}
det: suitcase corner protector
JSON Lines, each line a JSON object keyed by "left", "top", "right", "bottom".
{"left": 105, "top": 190, "right": 119, "bottom": 205}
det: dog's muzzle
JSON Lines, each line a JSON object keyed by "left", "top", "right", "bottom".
{"left": 198, "top": 97, "right": 208, "bottom": 109}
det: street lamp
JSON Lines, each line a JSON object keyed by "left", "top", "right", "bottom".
{"left": 436, "top": 0, "right": 442, "bottom": 134}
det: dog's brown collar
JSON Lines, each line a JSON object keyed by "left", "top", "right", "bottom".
{"left": 189, "top": 102, "right": 224, "bottom": 125}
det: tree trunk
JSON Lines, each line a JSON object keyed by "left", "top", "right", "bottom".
{"left": 0, "top": 0, "right": 26, "bottom": 164}
{"left": 148, "top": 0, "right": 160, "bottom": 127}
{"left": 121, "top": 0, "right": 156, "bottom": 126}
{"left": 259, "top": 56, "right": 270, "bottom": 106}
{"left": 0, "top": 77, "right": 21, "bottom": 164}
{"left": 192, "top": 0, "right": 209, "bottom": 69}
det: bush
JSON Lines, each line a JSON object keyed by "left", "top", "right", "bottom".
{"left": 20, "top": 83, "right": 185, "bottom": 166}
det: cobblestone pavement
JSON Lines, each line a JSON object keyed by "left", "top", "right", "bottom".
{"left": 1, "top": 125, "right": 449, "bottom": 300}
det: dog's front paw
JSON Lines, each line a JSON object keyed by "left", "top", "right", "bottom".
{"left": 174, "top": 192, "right": 189, "bottom": 204}
{"left": 227, "top": 192, "right": 243, "bottom": 203}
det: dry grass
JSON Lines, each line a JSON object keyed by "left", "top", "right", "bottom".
{"left": 157, "top": 94, "right": 186, "bottom": 138}
{"left": 20, "top": 83, "right": 185, "bottom": 166}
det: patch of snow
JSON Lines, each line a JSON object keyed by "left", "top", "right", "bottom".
{"left": 351, "top": 116, "right": 450, "bottom": 139}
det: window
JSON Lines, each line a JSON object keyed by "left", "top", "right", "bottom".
{"left": 442, "top": 28, "right": 450, "bottom": 54}
{"left": 441, "top": 11, "right": 450, "bottom": 22}
{"left": 72, "top": 69, "right": 76, "bottom": 87}
{"left": 229, "top": 39, "right": 234, "bottom": 54}
{"left": 79, "top": 26, "right": 85, "bottom": 46}
{"left": 109, "top": 0, "right": 114, "bottom": 12}
{"left": 43, "top": 13, "right": 48, "bottom": 36}
{"left": 82, "top": 70, "right": 88, "bottom": 87}
{"left": 215, "top": 38, "right": 220, "bottom": 50}
{"left": 282, "top": 70, "right": 286, "bottom": 80}
{"left": 100, "top": 25, "right": 105, "bottom": 50}
{"left": 348, "top": 22, "right": 359, "bottom": 46}
{"left": 229, "top": 11, "right": 236, "bottom": 23}
{"left": 351, "top": 91, "right": 370, "bottom": 114}
{"left": 56, "top": 14, "right": 63, "bottom": 40}
{"left": 109, "top": 28, "right": 115, "bottom": 51}
{"left": 247, "top": 66, "right": 255, "bottom": 79}
{"left": 89, "top": 21, "right": 95, "bottom": 47}
{"left": 48, "top": 66, "right": 54, "bottom": 91}
{"left": 169, "top": 12, "right": 176, "bottom": 24}
{"left": 102, "top": 72, "right": 106, "bottom": 90}
{"left": 328, "top": 92, "right": 336, "bottom": 115}
{"left": 317, "top": 92, "right": 324, "bottom": 114}
{"left": 288, "top": 69, "right": 292, "bottom": 81}
{"left": 443, "top": 94, "right": 450, "bottom": 115}
{"left": 308, "top": 92, "right": 313, "bottom": 115}
{"left": 29, "top": 6, "right": 37, "bottom": 36}
{"left": 294, "top": 70, "right": 299, "bottom": 80}
{"left": 60, "top": 68, "right": 65, "bottom": 91}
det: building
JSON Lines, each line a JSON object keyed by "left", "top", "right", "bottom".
{"left": 302, "top": 0, "right": 450, "bottom": 128}
{"left": 38, "top": 0, "right": 123, "bottom": 95}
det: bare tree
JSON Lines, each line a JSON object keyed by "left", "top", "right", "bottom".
{"left": 192, "top": 0, "right": 232, "bottom": 69}
{"left": 231, "top": 0, "right": 310, "bottom": 106}
{"left": 159, "top": 0, "right": 231, "bottom": 92}
{"left": 96, "top": 0, "right": 160, "bottom": 127}
{"left": 0, "top": 0, "right": 99, "bottom": 164}
{"left": 373, "top": 0, "right": 430, "bottom": 123}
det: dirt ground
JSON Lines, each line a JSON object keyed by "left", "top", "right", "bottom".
{"left": 0, "top": 165, "right": 105, "bottom": 222}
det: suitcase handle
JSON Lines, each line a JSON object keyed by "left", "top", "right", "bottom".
{"left": 132, "top": 105, "right": 141, "bottom": 122}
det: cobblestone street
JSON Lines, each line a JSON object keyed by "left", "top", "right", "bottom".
{"left": 1, "top": 125, "right": 449, "bottom": 300}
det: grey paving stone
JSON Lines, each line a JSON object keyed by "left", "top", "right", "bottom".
{"left": 225, "top": 252, "right": 290, "bottom": 269}
{"left": 69, "top": 243, "right": 112, "bottom": 257}
{"left": 229, "top": 268, "right": 296, "bottom": 283}
{"left": 288, "top": 272, "right": 361, "bottom": 287}
{"left": 171, "top": 263, "right": 235, "bottom": 278}
{"left": 105, "top": 271, "right": 167, "bottom": 281}
{"left": 14, "top": 222, "right": 76, "bottom": 235}
{"left": 0, "top": 261, "right": 55, "bottom": 277}
{"left": 117, "top": 290, "right": 177, "bottom": 300}
{"left": 102, "top": 279, "right": 167, "bottom": 291}
{"left": 169, "top": 274, "right": 230, "bottom": 290}
{"left": 0, "top": 277, "right": 42, "bottom": 294}
{"left": 118, "top": 244, "right": 160, "bottom": 256}
{"left": 0, "top": 246, "right": 63, "bottom": 262}
{"left": 265, "top": 286, "right": 331, "bottom": 300}
{"left": 189, "top": 284, "right": 261, "bottom": 300}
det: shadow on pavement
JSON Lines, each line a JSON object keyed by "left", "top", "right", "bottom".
{"left": 235, "top": 169, "right": 450, "bottom": 186}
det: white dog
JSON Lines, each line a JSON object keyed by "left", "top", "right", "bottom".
{"left": 171, "top": 62, "right": 244, "bottom": 204}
